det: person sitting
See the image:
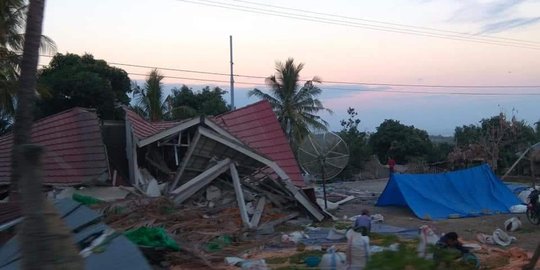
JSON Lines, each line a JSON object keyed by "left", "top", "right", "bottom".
{"left": 437, "top": 232, "right": 469, "bottom": 254}
{"left": 353, "top": 209, "right": 371, "bottom": 234}
{"left": 434, "top": 232, "right": 470, "bottom": 263}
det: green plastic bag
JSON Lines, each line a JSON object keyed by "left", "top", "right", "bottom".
{"left": 73, "top": 193, "right": 104, "bottom": 206}
{"left": 205, "top": 235, "right": 232, "bottom": 252}
{"left": 124, "top": 227, "right": 180, "bottom": 251}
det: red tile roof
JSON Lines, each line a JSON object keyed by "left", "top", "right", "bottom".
{"left": 213, "top": 101, "right": 305, "bottom": 186}
{"left": 124, "top": 108, "right": 181, "bottom": 140}
{"left": 0, "top": 108, "right": 108, "bottom": 186}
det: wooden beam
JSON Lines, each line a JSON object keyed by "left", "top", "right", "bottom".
{"left": 197, "top": 126, "right": 324, "bottom": 221}
{"left": 169, "top": 131, "right": 202, "bottom": 191}
{"left": 145, "top": 155, "right": 172, "bottom": 174}
{"left": 258, "top": 212, "right": 299, "bottom": 231}
{"left": 250, "top": 197, "right": 266, "bottom": 228}
{"left": 171, "top": 158, "right": 231, "bottom": 204}
{"left": 230, "top": 163, "right": 252, "bottom": 229}
{"left": 138, "top": 117, "right": 201, "bottom": 147}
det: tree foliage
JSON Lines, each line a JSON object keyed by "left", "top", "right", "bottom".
{"left": 337, "top": 107, "right": 370, "bottom": 177}
{"left": 37, "top": 53, "right": 131, "bottom": 120}
{"left": 453, "top": 113, "right": 537, "bottom": 172}
{"left": 133, "top": 69, "right": 168, "bottom": 121}
{"left": 249, "top": 58, "right": 330, "bottom": 149}
{"left": 369, "top": 119, "right": 432, "bottom": 163}
{"left": 0, "top": 0, "right": 56, "bottom": 130}
{"left": 169, "top": 85, "right": 229, "bottom": 120}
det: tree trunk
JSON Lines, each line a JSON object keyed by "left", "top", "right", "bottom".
{"left": 15, "top": 0, "right": 83, "bottom": 269}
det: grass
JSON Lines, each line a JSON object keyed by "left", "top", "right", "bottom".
{"left": 370, "top": 232, "right": 401, "bottom": 246}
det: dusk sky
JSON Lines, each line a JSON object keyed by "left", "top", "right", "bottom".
{"left": 40, "top": 0, "right": 540, "bottom": 135}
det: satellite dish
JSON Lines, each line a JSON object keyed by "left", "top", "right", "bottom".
{"left": 298, "top": 132, "right": 349, "bottom": 209}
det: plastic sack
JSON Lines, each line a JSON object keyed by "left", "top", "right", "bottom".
{"left": 417, "top": 225, "right": 439, "bottom": 258}
{"left": 124, "top": 227, "right": 180, "bottom": 251}
{"left": 346, "top": 229, "right": 369, "bottom": 270}
{"left": 492, "top": 228, "right": 516, "bottom": 247}
{"left": 319, "top": 246, "right": 346, "bottom": 270}
{"left": 510, "top": 204, "right": 527, "bottom": 213}
{"left": 504, "top": 217, "right": 522, "bottom": 231}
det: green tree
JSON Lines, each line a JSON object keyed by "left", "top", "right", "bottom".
{"left": 169, "top": 85, "right": 229, "bottom": 120}
{"left": 133, "top": 69, "right": 169, "bottom": 121}
{"left": 369, "top": 119, "right": 432, "bottom": 163}
{"left": 453, "top": 113, "right": 537, "bottom": 172}
{"left": 454, "top": 124, "right": 482, "bottom": 147}
{"left": 337, "top": 107, "right": 371, "bottom": 178}
{"left": 248, "top": 58, "right": 330, "bottom": 149}
{"left": 14, "top": 0, "right": 82, "bottom": 268}
{"left": 1, "top": 0, "right": 56, "bottom": 129}
{"left": 37, "top": 53, "right": 131, "bottom": 120}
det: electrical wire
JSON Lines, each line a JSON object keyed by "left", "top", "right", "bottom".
{"left": 175, "top": 0, "right": 540, "bottom": 50}
{"left": 39, "top": 54, "right": 540, "bottom": 89}
{"left": 229, "top": 0, "right": 540, "bottom": 46}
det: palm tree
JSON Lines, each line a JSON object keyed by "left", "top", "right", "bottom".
{"left": 0, "top": 0, "right": 56, "bottom": 115}
{"left": 249, "top": 58, "right": 331, "bottom": 148}
{"left": 134, "top": 69, "right": 170, "bottom": 121}
{"left": 14, "top": 0, "right": 82, "bottom": 268}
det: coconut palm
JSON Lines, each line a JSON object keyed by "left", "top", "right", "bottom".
{"left": 134, "top": 69, "right": 170, "bottom": 121}
{"left": 14, "top": 0, "right": 82, "bottom": 268}
{"left": 0, "top": 0, "right": 56, "bottom": 115}
{"left": 249, "top": 58, "right": 331, "bottom": 149}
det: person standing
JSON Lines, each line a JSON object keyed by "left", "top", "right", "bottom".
{"left": 387, "top": 157, "right": 396, "bottom": 175}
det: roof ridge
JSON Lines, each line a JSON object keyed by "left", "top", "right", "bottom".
{"left": 215, "top": 100, "right": 269, "bottom": 118}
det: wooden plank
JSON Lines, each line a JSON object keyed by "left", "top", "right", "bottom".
{"left": 170, "top": 131, "right": 202, "bottom": 191}
{"left": 283, "top": 181, "right": 325, "bottom": 221}
{"left": 249, "top": 197, "right": 266, "bottom": 228}
{"left": 258, "top": 212, "right": 299, "bottom": 231}
{"left": 145, "top": 155, "right": 172, "bottom": 174}
{"left": 171, "top": 158, "right": 231, "bottom": 204}
{"left": 230, "top": 163, "right": 252, "bottom": 229}
{"left": 218, "top": 179, "right": 256, "bottom": 201}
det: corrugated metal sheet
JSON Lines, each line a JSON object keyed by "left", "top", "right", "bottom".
{"left": 0, "top": 108, "right": 108, "bottom": 186}
{"left": 0, "top": 199, "right": 151, "bottom": 270}
{"left": 213, "top": 101, "right": 305, "bottom": 186}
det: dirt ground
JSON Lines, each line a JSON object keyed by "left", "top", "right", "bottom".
{"left": 332, "top": 179, "right": 540, "bottom": 251}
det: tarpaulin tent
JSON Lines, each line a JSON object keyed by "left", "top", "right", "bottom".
{"left": 376, "top": 164, "right": 521, "bottom": 220}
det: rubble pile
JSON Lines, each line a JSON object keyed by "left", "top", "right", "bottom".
{"left": 96, "top": 179, "right": 307, "bottom": 268}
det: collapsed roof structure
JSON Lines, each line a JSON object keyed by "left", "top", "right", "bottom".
{"left": 124, "top": 100, "right": 323, "bottom": 221}
{"left": 0, "top": 108, "right": 109, "bottom": 186}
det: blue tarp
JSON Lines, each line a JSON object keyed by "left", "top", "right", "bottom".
{"left": 376, "top": 164, "right": 521, "bottom": 220}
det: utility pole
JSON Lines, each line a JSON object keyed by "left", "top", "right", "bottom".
{"left": 229, "top": 35, "right": 235, "bottom": 109}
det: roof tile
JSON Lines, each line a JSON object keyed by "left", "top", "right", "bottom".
{"left": 214, "top": 101, "right": 305, "bottom": 186}
{"left": 0, "top": 108, "right": 108, "bottom": 186}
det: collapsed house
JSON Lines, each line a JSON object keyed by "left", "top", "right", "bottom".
{"left": 0, "top": 107, "right": 109, "bottom": 188}
{"left": 123, "top": 100, "right": 323, "bottom": 222}
{"left": 0, "top": 101, "right": 323, "bottom": 236}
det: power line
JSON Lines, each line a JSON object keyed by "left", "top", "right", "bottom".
{"left": 39, "top": 54, "right": 540, "bottom": 89}
{"left": 176, "top": 0, "right": 540, "bottom": 50}
{"left": 230, "top": 0, "right": 540, "bottom": 46}
{"left": 128, "top": 72, "right": 540, "bottom": 95}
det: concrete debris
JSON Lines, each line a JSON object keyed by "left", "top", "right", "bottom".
{"left": 146, "top": 179, "right": 161, "bottom": 197}
{"left": 205, "top": 185, "right": 221, "bottom": 201}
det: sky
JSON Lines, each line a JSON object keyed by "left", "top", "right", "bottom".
{"left": 39, "top": 0, "right": 540, "bottom": 135}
